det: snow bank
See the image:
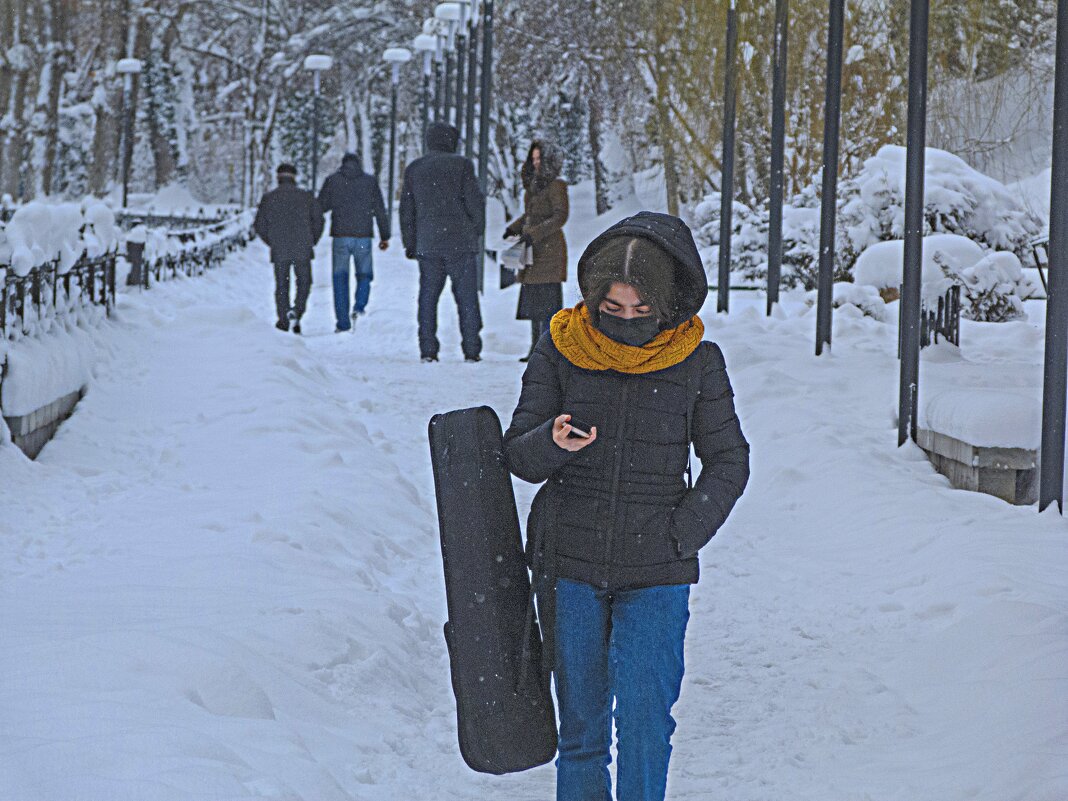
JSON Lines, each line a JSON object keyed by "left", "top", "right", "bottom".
{"left": 0, "top": 322, "right": 101, "bottom": 416}
{"left": 920, "top": 388, "right": 1039, "bottom": 449}
{"left": 804, "top": 281, "right": 889, "bottom": 321}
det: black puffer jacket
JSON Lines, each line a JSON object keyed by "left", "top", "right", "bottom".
{"left": 399, "top": 123, "right": 485, "bottom": 257}
{"left": 253, "top": 177, "right": 324, "bottom": 264}
{"left": 503, "top": 213, "right": 750, "bottom": 591}
{"left": 318, "top": 156, "right": 389, "bottom": 239}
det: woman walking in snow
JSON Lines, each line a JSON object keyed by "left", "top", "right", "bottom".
{"left": 503, "top": 212, "right": 750, "bottom": 801}
{"left": 504, "top": 140, "right": 569, "bottom": 361}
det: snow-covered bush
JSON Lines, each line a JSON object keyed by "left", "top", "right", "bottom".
{"left": 838, "top": 145, "right": 1043, "bottom": 269}
{"left": 852, "top": 234, "right": 1035, "bottom": 322}
{"left": 952, "top": 251, "right": 1032, "bottom": 322}
{"left": 690, "top": 192, "right": 768, "bottom": 285}
{"left": 804, "top": 281, "right": 889, "bottom": 322}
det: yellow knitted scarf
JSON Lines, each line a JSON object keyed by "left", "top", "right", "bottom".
{"left": 549, "top": 303, "right": 705, "bottom": 374}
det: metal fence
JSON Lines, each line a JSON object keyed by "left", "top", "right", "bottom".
{"left": 919, "top": 284, "right": 961, "bottom": 348}
{"left": 1, "top": 213, "right": 251, "bottom": 340}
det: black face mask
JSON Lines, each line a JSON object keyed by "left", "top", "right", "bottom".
{"left": 596, "top": 311, "right": 661, "bottom": 346}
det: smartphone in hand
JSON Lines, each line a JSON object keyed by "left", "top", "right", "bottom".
{"left": 566, "top": 418, "right": 594, "bottom": 439}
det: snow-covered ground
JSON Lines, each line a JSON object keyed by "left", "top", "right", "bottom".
{"left": 1, "top": 200, "right": 1066, "bottom": 801}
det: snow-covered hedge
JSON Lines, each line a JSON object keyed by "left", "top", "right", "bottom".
{"left": 687, "top": 146, "right": 1044, "bottom": 303}
{"left": 839, "top": 146, "right": 1042, "bottom": 266}
{"left": 0, "top": 199, "right": 120, "bottom": 276}
{"left": 853, "top": 234, "right": 1035, "bottom": 322}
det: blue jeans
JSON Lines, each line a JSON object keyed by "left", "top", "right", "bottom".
{"left": 554, "top": 578, "right": 690, "bottom": 801}
{"left": 417, "top": 253, "right": 482, "bottom": 359}
{"left": 332, "top": 237, "right": 373, "bottom": 329}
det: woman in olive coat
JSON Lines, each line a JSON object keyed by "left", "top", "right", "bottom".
{"left": 505, "top": 139, "right": 570, "bottom": 361}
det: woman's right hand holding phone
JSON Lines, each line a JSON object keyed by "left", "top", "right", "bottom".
{"left": 552, "top": 414, "right": 597, "bottom": 452}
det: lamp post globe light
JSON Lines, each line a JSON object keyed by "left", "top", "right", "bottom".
{"left": 116, "top": 58, "right": 143, "bottom": 209}
{"left": 302, "top": 53, "right": 334, "bottom": 191}
{"left": 414, "top": 33, "right": 437, "bottom": 138}
{"left": 434, "top": 3, "right": 461, "bottom": 124}
{"left": 382, "top": 47, "right": 412, "bottom": 235}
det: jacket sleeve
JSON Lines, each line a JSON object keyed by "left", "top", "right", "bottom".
{"left": 253, "top": 197, "right": 270, "bottom": 246}
{"left": 373, "top": 180, "right": 390, "bottom": 240}
{"left": 461, "top": 159, "right": 486, "bottom": 236}
{"left": 523, "top": 181, "right": 569, "bottom": 244}
{"left": 670, "top": 343, "right": 750, "bottom": 558}
{"left": 503, "top": 338, "right": 577, "bottom": 483}
{"left": 310, "top": 195, "right": 325, "bottom": 244}
{"left": 505, "top": 214, "right": 526, "bottom": 237}
{"left": 399, "top": 167, "right": 416, "bottom": 255}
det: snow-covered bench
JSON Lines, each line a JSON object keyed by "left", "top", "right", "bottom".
{"left": 918, "top": 389, "right": 1038, "bottom": 505}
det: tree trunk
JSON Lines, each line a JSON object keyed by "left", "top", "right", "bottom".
{"left": 0, "top": 0, "right": 30, "bottom": 199}
{"left": 37, "top": 0, "right": 70, "bottom": 196}
{"left": 88, "top": 0, "right": 126, "bottom": 196}
{"left": 587, "top": 88, "right": 610, "bottom": 216}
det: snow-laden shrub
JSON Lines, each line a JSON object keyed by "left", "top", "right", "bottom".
{"left": 852, "top": 234, "right": 1035, "bottom": 322}
{"left": 838, "top": 145, "right": 1043, "bottom": 269}
{"left": 951, "top": 251, "right": 1032, "bottom": 322}
{"left": 690, "top": 192, "right": 768, "bottom": 284}
{"left": 688, "top": 187, "right": 850, "bottom": 291}
{"left": 804, "top": 281, "right": 889, "bottom": 321}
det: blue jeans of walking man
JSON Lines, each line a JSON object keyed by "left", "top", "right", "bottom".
{"left": 332, "top": 237, "right": 373, "bottom": 331}
{"left": 554, "top": 578, "right": 690, "bottom": 801}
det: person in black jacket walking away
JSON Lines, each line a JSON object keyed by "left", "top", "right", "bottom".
{"left": 399, "top": 122, "right": 485, "bottom": 362}
{"left": 253, "top": 163, "right": 325, "bottom": 334}
{"left": 318, "top": 153, "right": 390, "bottom": 332}
{"left": 503, "top": 212, "right": 749, "bottom": 801}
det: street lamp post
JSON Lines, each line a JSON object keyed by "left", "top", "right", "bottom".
{"left": 116, "top": 58, "right": 143, "bottom": 209}
{"left": 414, "top": 34, "right": 437, "bottom": 140}
{"left": 453, "top": 0, "right": 472, "bottom": 140}
{"left": 435, "top": 3, "right": 461, "bottom": 125}
{"left": 464, "top": 2, "right": 480, "bottom": 159}
{"left": 383, "top": 47, "right": 412, "bottom": 236}
{"left": 815, "top": 0, "right": 845, "bottom": 356}
{"left": 303, "top": 54, "right": 333, "bottom": 192}
{"left": 717, "top": 0, "right": 739, "bottom": 314}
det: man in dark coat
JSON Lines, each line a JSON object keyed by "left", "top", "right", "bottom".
{"left": 253, "top": 163, "right": 324, "bottom": 334}
{"left": 317, "top": 153, "right": 390, "bottom": 332}
{"left": 398, "top": 122, "right": 486, "bottom": 362}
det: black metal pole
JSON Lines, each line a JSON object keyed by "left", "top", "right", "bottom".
{"left": 422, "top": 72, "right": 431, "bottom": 141}
{"left": 898, "top": 0, "right": 929, "bottom": 446}
{"left": 1040, "top": 0, "right": 1068, "bottom": 511}
{"left": 455, "top": 32, "right": 467, "bottom": 136}
{"left": 433, "top": 58, "right": 443, "bottom": 122}
{"left": 121, "top": 76, "right": 134, "bottom": 209}
{"left": 476, "top": 0, "right": 494, "bottom": 293}
{"left": 465, "top": 18, "right": 479, "bottom": 160}
{"left": 388, "top": 80, "right": 399, "bottom": 236}
{"left": 444, "top": 51, "right": 454, "bottom": 126}
{"left": 312, "top": 83, "right": 320, "bottom": 191}
{"left": 815, "top": 0, "right": 845, "bottom": 356}
{"left": 717, "top": 0, "right": 739, "bottom": 314}
{"left": 767, "top": 0, "right": 789, "bottom": 316}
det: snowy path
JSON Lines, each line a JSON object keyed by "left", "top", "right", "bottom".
{"left": 1, "top": 236, "right": 1066, "bottom": 801}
